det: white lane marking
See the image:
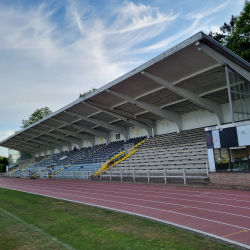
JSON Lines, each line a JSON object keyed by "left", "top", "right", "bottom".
{"left": 2, "top": 183, "right": 250, "bottom": 219}
{"left": 3, "top": 179, "right": 250, "bottom": 200}
{"left": 3, "top": 182, "right": 250, "bottom": 212}
{"left": 4, "top": 180, "right": 250, "bottom": 205}
{"left": 1, "top": 185, "right": 250, "bottom": 232}
{"left": 1, "top": 185, "right": 250, "bottom": 249}
{"left": 0, "top": 206, "right": 76, "bottom": 250}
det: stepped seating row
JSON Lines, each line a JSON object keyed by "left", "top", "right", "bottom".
{"left": 106, "top": 129, "right": 208, "bottom": 179}
{"left": 80, "top": 137, "right": 146, "bottom": 164}
{"left": 139, "top": 128, "right": 206, "bottom": 149}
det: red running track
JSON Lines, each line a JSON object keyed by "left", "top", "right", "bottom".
{"left": 0, "top": 178, "right": 250, "bottom": 248}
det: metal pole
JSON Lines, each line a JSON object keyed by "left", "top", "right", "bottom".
{"left": 73, "top": 171, "right": 75, "bottom": 180}
{"left": 164, "top": 169, "right": 167, "bottom": 184}
{"left": 133, "top": 170, "right": 135, "bottom": 182}
{"left": 206, "top": 162, "right": 209, "bottom": 178}
{"left": 110, "top": 170, "right": 112, "bottom": 181}
{"left": 225, "top": 66, "right": 234, "bottom": 123}
{"left": 67, "top": 171, "right": 68, "bottom": 180}
{"left": 183, "top": 168, "right": 186, "bottom": 185}
{"left": 100, "top": 170, "right": 102, "bottom": 181}
{"left": 147, "top": 169, "right": 149, "bottom": 183}
{"left": 121, "top": 170, "right": 123, "bottom": 182}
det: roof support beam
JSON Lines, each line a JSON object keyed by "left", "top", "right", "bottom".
{"left": 50, "top": 118, "right": 109, "bottom": 138}
{"left": 200, "top": 42, "right": 250, "bottom": 82}
{"left": 30, "top": 128, "right": 83, "bottom": 147}
{"left": 21, "top": 132, "right": 61, "bottom": 149}
{"left": 22, "top": 131, "right": 69, "bottom": 149}
{"left": 6, "top": 143, "right": 43, "bottom": 154}
{"left": 84, "top": 101, "right": 152, "bottom": 137}
{"left": 13, "top": 137, "right": 55, "bottom": 152}
{"left": 141, "top": 71, "right": 223, "bottom": 125}
{"left": 106, "top": 89, "right": 182, "bottom": 132}
{"left": 84, "top": 100, "right": 154, "bottom": 125}
{"left": 65, "top": 111, "right": 128, "bottom": 140}
{"left": 6, "top": 144, "right": 37, "bottom": 154}
{"left": 172, "top": 64, "right": 222, "bottom": 86}
{"left": 39, "top": 124, "right": 91, "bottom": 141}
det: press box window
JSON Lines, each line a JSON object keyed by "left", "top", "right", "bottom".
{"left": 116, "top": 134, "right": 120, "bottom": 140}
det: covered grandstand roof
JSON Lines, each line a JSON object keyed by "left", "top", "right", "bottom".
{"left": 1, "top": 31, "right": 250, "bottom": 154}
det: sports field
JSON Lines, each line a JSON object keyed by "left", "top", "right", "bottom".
{"left": 0, "top": 186, "right": 235, "bottom": 250}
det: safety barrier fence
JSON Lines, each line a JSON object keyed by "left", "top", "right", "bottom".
{"left": 100, "top": 163, "right": 209, "bottom": 185}
{"left": 51, "top": 170, "right": 96, "bottom": 180}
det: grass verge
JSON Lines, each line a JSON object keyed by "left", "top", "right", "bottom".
{"left": 0, "top": 187, "right": 235, "bottom": 250}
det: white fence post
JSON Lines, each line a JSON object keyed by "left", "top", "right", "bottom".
{"left": 164, "top": 169, "right": 167, "bottom": 184}
{"left": 206, "top": 162, "right": 209, "bottom": 177}
{"left": 183, "top": 168, "right": 186, "bottom": 185}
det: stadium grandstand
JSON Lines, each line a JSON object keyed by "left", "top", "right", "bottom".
{"left": 1, "top": 31, "right": 250, "bottom": 187}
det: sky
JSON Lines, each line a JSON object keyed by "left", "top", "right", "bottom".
{"left": 0, "top": 0, "right": 245, "bottom": 157}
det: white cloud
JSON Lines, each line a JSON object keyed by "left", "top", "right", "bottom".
{"left": 0, "top": 0, "right": 244, "bottom": 152}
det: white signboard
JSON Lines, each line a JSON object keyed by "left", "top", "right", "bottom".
{"left": 212, "top": 130, "right": 221, "bottom": 148}
{"left": 237, "top": 125, "right": 250, "bottom": 146}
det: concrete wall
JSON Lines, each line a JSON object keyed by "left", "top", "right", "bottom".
{"left": 95, "top": 136, "right": 107, "bottom": 146}
{"left": 128, "top": 126, "right": 148, "bottom": 139}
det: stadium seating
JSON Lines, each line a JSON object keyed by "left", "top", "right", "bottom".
{"left": 9, "top": 136, "right": 146, "bottom": 179}
{"left": 103, "top": 128, "right": 208, "bottom": 183}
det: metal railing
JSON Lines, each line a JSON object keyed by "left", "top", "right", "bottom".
{"left": 100, "top": 163, "right": 209, "bottom": 185}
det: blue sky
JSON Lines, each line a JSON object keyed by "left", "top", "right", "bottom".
{"left": 0, "top": 0, "right": 245, "bottom": 157}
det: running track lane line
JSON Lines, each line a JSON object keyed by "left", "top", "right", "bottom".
{"left": 4, "top": 181, "right": 250, "bottom": 212}
{"left": 3, "top": 182, "right": 250, "bottom": 219}
{"left": 2, "top": 185, "right": 250, "bottom": 232}
{"left": 1, "top": 186, "right": 250, "bottom": 250}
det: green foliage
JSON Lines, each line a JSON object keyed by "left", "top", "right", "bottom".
{"left": 209, "top": 15, "right": 237, "bottom": 43}
{"left": 0, "top": 156, "right": 8, "bottom": 166}
{"left": 209, "top": 1, "right": 250, "bottom": 63}
{"left": 0, "top": 157, "right": 8, "bottom": 172}
{"left": 79, "top": 87, "right": 97, "bottom": 98}
{"left": 0, "top": 165, "right": 6, "bottom": 173}
{"left": 225, "top": 1, "right": 250, "bottom": 62}
{"left": 21, "top": 107, "right": 52, "bottom": 128}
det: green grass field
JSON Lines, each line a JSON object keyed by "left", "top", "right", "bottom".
{"left": 0, "top": 187, "right": 235, "bottom": 250}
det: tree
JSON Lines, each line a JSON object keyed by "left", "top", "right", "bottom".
{"left": 225, "top": 1, "right": 250, "bottom": 62}
{"left": 79, "top": 87, "right": 97, "bottom": 98}
{"left": 209, "top": 1, "right": 250, "bottom": 62}
{"left": 0, "top": 156, "right": 9, "bottom": 172}
{"left": 21, "top": 107, "right": 52, "bottom": 128}
{"left": 209, "top": 15, "right": 237, "bottom": 43}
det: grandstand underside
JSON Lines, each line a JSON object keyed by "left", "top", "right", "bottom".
{"left": 1, "top": 31, "right": 250, "bottom": 187}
